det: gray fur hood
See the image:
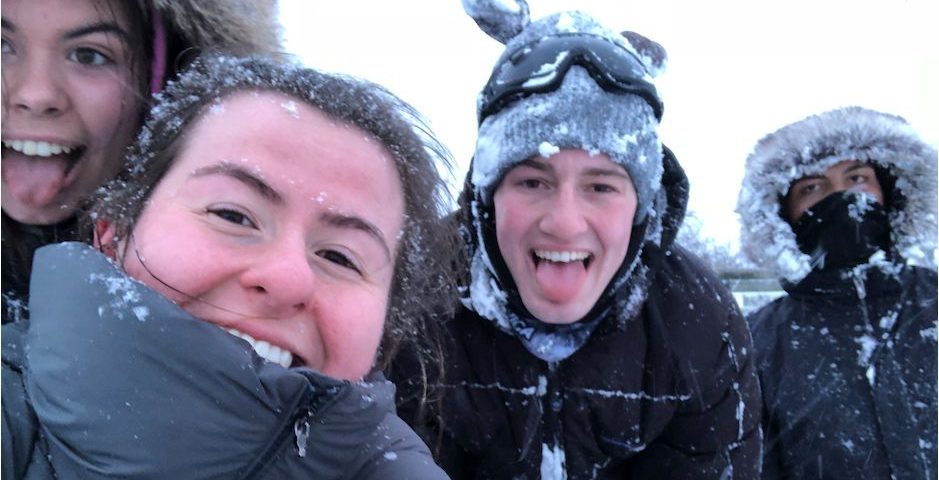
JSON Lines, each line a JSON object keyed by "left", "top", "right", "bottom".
{"left": 736, "top": 106, "right": 937, "bottom": 283}
{"left": 152, "top": 0, "right": 282, "bottom": 56}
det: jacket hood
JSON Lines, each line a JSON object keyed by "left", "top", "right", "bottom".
{"left": 152, "top": 0, "right": 282, "bottom": 57}
{"left": 736, "top": 106, "right": 938, "bottom": 283}
{"left": 460, "top": 144, "right": 688, "bottom": 336}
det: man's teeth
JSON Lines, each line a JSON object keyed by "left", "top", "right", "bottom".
{"left": 534, "top": 250, "right": 591, "bottom": 263}
{"left": 226, "top": 328, "right": 293, "bottom": 368}
{"left": 3, "top": 140, "right": 73, "bottom": 157}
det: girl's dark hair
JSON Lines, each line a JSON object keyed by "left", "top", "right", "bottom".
{"left": 89, "top": 54, "right": 458, "bottom": 374}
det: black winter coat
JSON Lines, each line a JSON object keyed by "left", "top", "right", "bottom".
{"left": 1, "top": 243, "right": 447, "bottom": 479}
{"left": 749, "top": 263, "right": 937, "bottom": 479}
{"left": 395, "top": 246, "right": 762, "bottom": 479}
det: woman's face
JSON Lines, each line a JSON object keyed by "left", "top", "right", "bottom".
{"left": 493, "top": 149, "right": 638, "bottom": 324}
{"left": 106, "top": 92, "right": 406, "bottom": 381}
{"left": 1, "top": 0, "right": 144, "bottom": 224}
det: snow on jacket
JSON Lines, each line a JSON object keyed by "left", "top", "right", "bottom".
{"left": 749, "top": 262, "right": 937, "bottom": 479}
{"left": 1, "top": 242, "right": 447, "bottom": 480}
{"left": 392, "top": 150, "right": 762, "bottom": 479}
{"left": 1, "top": 0, "right": 282, "bottom": 326}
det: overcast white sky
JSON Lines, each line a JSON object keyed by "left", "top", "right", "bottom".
{"left": 279, "top": 0, "right": 937, "bottom": 249}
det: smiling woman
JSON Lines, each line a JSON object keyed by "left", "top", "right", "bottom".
{"left": 1, "top": 55, "right": 455, "bottom": 478}
{"left": 0, "top": 0, "right": 282, "bottom": 325}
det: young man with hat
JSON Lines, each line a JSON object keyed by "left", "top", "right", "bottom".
{"left": 392, "top": 1, "right": 762, "bottom": 477}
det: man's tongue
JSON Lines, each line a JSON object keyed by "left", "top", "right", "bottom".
{"left": 1, "top": 154, "right": 72, "bottom": 207}
{"left": 534, "top": 259, "right": 587, "bottom": 303}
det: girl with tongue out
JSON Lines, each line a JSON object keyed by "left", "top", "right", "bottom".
{"left": 1, "top": 0, "right": 282, "bottom": 324}
{"left": 390, "top": 3, "right": 762, "bottom": 479}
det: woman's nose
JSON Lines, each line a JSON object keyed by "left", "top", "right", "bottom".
{"left": 7, "top": 55, "right": 70, "bottom": 117}
{"left": 239, "top": 239, "right": 316, "bottom": 315}
{"left": 538, "top": 187, "right": 588, "bottom": 239}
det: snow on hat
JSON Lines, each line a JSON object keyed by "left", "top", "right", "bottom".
{"left": 465, "top": 0, "right": 668, "bottom": 224}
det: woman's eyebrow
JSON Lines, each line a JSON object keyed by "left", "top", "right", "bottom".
{"left": 321, "top": 211, "right": 393, "bottom": 261}
{"left": 63, "top": 21, "right": 130, "bottom": 42}
{"left": 190, "top": 163, "right": 283, "bottom": 204}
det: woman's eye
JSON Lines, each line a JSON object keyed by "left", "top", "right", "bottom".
{"left": 68, "top": 47, "right": 111, "bottom": 66}
{"left": 519, "top": 178, "right": 545, "bottom": 189}
{"left": 318, "top": 250, "right": 361, "bottom": 274}
{"left": 208, "top": 208, "right": 255, "bottom": 228}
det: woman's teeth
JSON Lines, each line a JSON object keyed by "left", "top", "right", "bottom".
{"left": 534, "top": 249, "right": 591, "bottom": 263}
{"left": 3, "top": 140, "right": 74, "bottom": 157}
{"left": 226, "top": 328, "right": 293, "bottom": 368}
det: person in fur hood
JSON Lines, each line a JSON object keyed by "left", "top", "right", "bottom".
{"left": 390, "top": 1, "right": 762, "bottom": 478}
{"left": 736, "top": 106, "right": 938, "bottom": 479}
{"left": 1, "top": 0, "right": 282, "bottom": 325}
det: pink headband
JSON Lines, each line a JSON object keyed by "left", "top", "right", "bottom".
{"left": 149, "top": 9, "right": 167, "bottom": 95}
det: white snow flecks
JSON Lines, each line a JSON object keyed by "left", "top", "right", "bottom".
{"left": 541, "top": 443, "right": 568, "bottom": 480}
{"left": 539, "top": 141, "right": 561, "bottom": 158}
{"left": 919, "top": 326, "right": 938, "bottom": 341}
{"left": 437, "top": 380, "right": 543, "bottom": 397}
{"left": 280, "top": 100, "right": 300, "bottom": 118}
{"left": 572, "top": 387, "right": 692, "bottom": 403}
{"left": 132, "top": 306, "right": 150, "bottom": 322}
{"left": 878, "top": 311, "right": 898, "bottom": 332}
{"left": 522, "top": 52, "right": 569, "bottom": 89}
{"left": 855, "top": 334, "right": 878, "bottom": 368}
{"left": 88, "top": 273, "right": 150, "bottom": 322}
{"left": 847, "top": 193, "right": 875, "bottom": 221}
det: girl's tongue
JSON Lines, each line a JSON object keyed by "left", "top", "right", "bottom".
{"left": 2, "top": 151, "right": 74, "bottom": 207}
{"left": 534, "top": 258, "right": 587, "bottom": 303}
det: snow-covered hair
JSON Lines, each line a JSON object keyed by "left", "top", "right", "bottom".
{"left": 736, "top": 106, "right": 938, "bottom": 283}
{"left": 91, "top": 55, "right": 458, "bottom": 371}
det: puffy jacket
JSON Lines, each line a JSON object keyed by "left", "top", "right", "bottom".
{"left": 2, "top": 242, "right": 447, "bottom": 479}
{"left": 750, "top": 263, "right": 937, "bottom": 479}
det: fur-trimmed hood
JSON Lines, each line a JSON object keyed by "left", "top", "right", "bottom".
{"left": 736, "top": 106, "right": 938, "bottom": 283}
{"left": 151, "top": 0, "right": 282, "bottom": 57}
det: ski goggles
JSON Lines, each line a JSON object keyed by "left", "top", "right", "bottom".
{"left": 478, "top": 33, "right": 663, "bottom": 123}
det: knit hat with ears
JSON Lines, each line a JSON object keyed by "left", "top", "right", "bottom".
{"left": 465, "top": 0, "right": 668, "bottom": 224}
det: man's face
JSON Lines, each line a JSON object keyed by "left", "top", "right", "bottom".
{"left": 786, "top": 160, "right": 884, "bottom": 223}
{"left": 493, "top": 149, "right": 637, "bottom": 324}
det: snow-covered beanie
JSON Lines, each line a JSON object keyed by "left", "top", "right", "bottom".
{"left": 736, "top": 106, "right": 938, "bottom": 283}
{"left": 467, "top": 3, "right": 667, "bottom": 225}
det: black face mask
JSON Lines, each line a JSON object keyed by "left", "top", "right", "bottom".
{"left": 792, "top": 191, "right": 891, "bottom": 271}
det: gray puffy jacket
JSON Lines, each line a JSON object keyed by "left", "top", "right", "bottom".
{"left": 2, "top": 242, "right": 447, "bottom": 479}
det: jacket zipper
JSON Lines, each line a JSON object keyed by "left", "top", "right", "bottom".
{"left": 239, "top": 386, "right": 318, "bottom": 479}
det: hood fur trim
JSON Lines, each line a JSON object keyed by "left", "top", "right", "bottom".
{"left": 736, "top": 106, "right": 937, "bottom": 282}
{"left": 153, "top": 0, "right": 282, "bottom": 56}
